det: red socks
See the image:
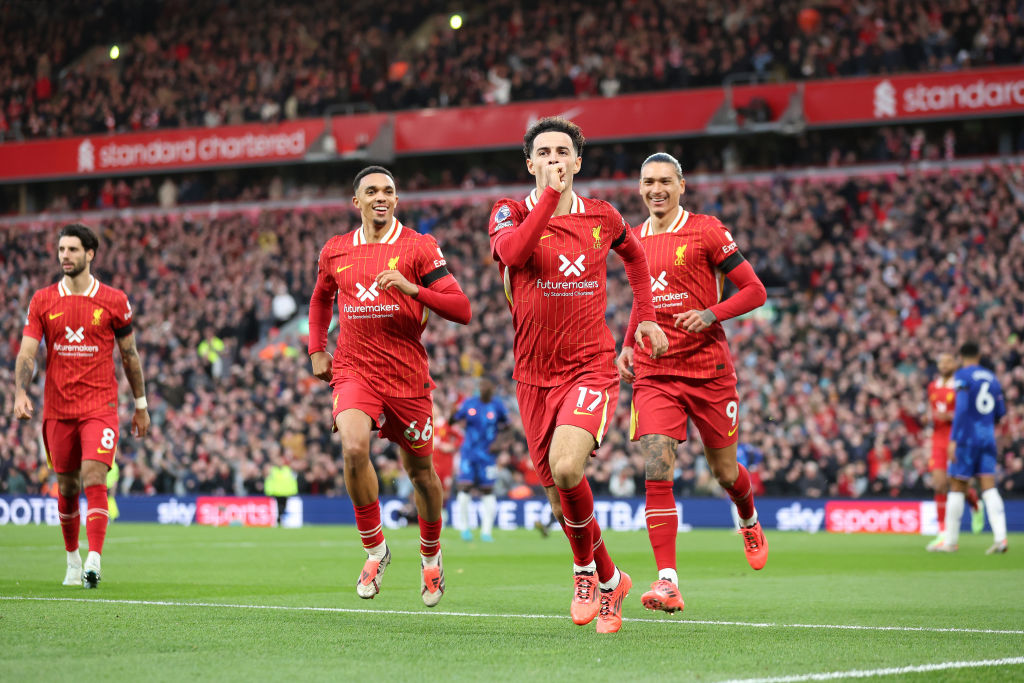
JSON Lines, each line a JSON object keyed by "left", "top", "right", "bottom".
{"left": 419, "top": 516, "right": 442, "bottom": 557}
{"left": 589, "top": 518, "right": 615, "bottom": 583}
{"left": 935, "top": 492, "right": 947, "bottom": 532}
{"left": 966, "top": 487, "right": 980, "bottom": 512}
{"left": 645, "top": 479, "right": 677, "bottom": 571}
{"left": 558, "top": 478, "right": 596, "bottom": 567}
{"left": 353, "top": 501, "right": 385, "bottom": 549}
{"left": 58, "top": 493, "right": 80, "bottom": 552}
{"left": 83, "top": 485, "right": 109, "bottom": 555}
{"left": 725, "top": 464, "right": 756, "bottom": 521}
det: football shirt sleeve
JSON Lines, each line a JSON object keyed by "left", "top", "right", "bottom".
{"left": 307, "top": 244, "right": 339, "bottom": 355}
{"left": 22, "top": 292, "right": 44, "bottom": 341}
{"left": 489, "top": 188, "right": 558, "bottom": 266}
{"left": 413, "top": 237, "right": 471, "bottom": 324}
{"left": 113, "top": 291, "right": 135, "bottom": 338}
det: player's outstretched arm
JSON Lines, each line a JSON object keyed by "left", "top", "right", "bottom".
{"left": 674, "top": 261, "right": 766, "bottom": 333}
{"left": 13, "top": 335, "right": 39, "bottom": 419}
{"left": 117, "top": 332, "right": 150, "bottom": 437}
{"left": 408, "top": 275, "right": 472, "bottom": 324}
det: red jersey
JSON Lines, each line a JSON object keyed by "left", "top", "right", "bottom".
{"left": 489, "top": 189, "right": 630, "bottom": 387}
{"left": 928, "top": 376, "right": 956, "bottom": 443}
{"left": 632, "top": 208, "right": 743, "bottom": 380}
{"left": 22, "top": 276, "right": 134, "bottom": 420}
{"left": 309, "top": 218, "right": 453, "bottom": 398}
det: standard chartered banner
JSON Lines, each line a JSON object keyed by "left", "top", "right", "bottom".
{"left": 2, "top": 495, "right": 1022, "bottom": 532}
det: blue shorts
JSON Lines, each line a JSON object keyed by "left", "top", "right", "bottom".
{"left": 948, "top": 442, "right": 998, "bottom": 480}
{"left": 457, "top": 450, "right": 497, "bottom": 487}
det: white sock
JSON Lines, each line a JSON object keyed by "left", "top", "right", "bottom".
{"left": 599, "top": 567, "right": 621, "bottom": 591}
{"left": 573, "top": 561, "right": 596, "bottom": 575}
{"left": 740, "top": 510, "right": 758, "bottom": 527}
{"left": 67, "top": 550, "right": 82, "bottom": 567}
{"left": 730, "top": 504, "right": 740, "bottom": 531}
{"left": 456, "top": 491, "right": 471, "bottom": 531}
{"left": 658, "top": 568, "right": 678, "bottom": 585}
{"left": 85, "top": 551, "right": 101, "bottom": 566}
{"left": 367, "top": 540, "right": 387, "bottom": 561}
{"left": 982, "top": 487, "right": 1007, "bottom": 544}
{"left": 480, "top": 494, "right": 497, "bottom": 535}
{"left": 945, "top": 491, "right": 965, "bottom": 547}
{"left": 421, "top": 551, "right": 440, "bottom": 568}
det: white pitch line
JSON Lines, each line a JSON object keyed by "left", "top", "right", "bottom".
{"left": 1, "top": 596, "right": 1023, "bottom": 636}
{"left": 721, "top": 656, "right": 1024, "bottom": 683}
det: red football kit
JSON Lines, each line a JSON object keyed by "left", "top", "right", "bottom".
{"left": 489, "top": 186, "right": 656, "bottom": 486}
{"left": 928, "top": 376, "right": 956, "bottom": 471}
{"left": 308, "top": 218, "right": 470, "bottom": 456}
{"left": 625, "top": 207, "right": 765, "bottom": 448}
{"left": 23, "top": 275, "right": 134, "bottom": 471}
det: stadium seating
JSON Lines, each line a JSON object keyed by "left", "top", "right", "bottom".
{"left": 2, "top": 166, "right": 1022, "bottom": 499}
{"left": 3, "top": 0, "right": 1023, "bottom": 141}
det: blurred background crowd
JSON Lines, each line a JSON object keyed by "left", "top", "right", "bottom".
{"left": 3, "top": 163, "right": 1022, "bottom": 501}
{"left": 3, "top": 0, "right": 1024, "bottom": 141}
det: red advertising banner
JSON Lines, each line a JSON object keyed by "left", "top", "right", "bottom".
{"left": 803, "top": 66, "right": 1024, "bottom": 125}
{"left": 392, "top": 87, "right": 727, "bottom": 154}
{"left": 0, "top": 119, "right": 330, "bottom": 182}
{"left": 825, "top": 500, "right": 923, "bottom": 534}
{"left": 195, "top": 496, "right": 276, "bottom": 527}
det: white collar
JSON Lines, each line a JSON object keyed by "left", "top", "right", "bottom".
{"left": 640, "top": 206, "right": 689, "bottom": 237}
{"left": 58, "top": 275, "right": 99, "bottom": 297}
{"left": 353, "top": 217, "right": 402, "bottom": 245}
{"left": 525, "top": 188, "right": 583, "bottom": 214}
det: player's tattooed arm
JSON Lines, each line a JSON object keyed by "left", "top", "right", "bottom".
{"left": 13, "top": 336, "right": 39, "bottom": 419}
{"left": 14, "top": 353, "right": 34, "bottom": 392}
{"left": 117, "top": 333, "right": 147, "bottom": 400}
{"left": 641, "top": 434, "right": 678, "bottom": 481}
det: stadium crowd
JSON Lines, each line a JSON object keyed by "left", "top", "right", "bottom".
{"left": 2, "top": 163, "right": 1023, "bottom": 501}
{"left": 4, "top": 0, "right": 1024, "bottom": 141}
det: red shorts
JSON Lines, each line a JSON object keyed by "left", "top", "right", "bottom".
{"left": 332, "top": 378, "right": 434, "bottom": 457}
{"left": 516, "top": 370, "right": 619, "bottom": 488}
{"left": 929, "top": 437, "right": 949, "bottom": 472}
{"left": 42, "top": 415, "right": 119, "bottom": 474}
{"left": 630, "top": 373, "right": 740, "bottom": 449}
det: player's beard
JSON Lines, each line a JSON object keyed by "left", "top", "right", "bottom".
{"left": 61, "top": 261, "right": 86, "bottom": 279}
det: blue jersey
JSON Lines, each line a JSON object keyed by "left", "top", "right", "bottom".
{"left": 454, "top": 396, "right": 508, "bottom": 457}
{"left": 951, "top": 365, "right": 1005, "bottom": 448}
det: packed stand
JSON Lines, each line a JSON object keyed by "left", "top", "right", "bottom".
{"left": 5, "top": 0, "right": 1024, "bottom": 141}
{"left": 3, "top": 164, "right": 1023, "bottom": 500}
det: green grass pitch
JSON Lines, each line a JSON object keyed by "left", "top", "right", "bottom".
{"left": 1, "top": 524, "right": 1022, "bottom": 682}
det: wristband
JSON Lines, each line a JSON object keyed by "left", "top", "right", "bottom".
{"left": 135, "top": 396, "right": 148, "bottom": 410}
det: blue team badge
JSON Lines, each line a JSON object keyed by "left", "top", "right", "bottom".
{"left": 495, "top": 205, "right": 511, "bottom": 223}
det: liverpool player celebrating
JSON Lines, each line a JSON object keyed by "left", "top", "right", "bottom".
{"left": 616, "top": 153, "right": 768, "bottom": 614}
{"left": 489, "top": 118, "right": 668, "bottom": 633}
{"left": 925, "top": 352, "right": 984, "bottom": 551}
{"left": 13, "top": 223, "right": 150, "bottom": 588}
{"left": 308, "top": 166, "right": 471, "bottom": 607}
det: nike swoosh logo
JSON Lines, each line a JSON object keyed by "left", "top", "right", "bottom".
{"left": 410, "top": 441, "right": 428, "bottom": 449}
{"left": 336, "top": 264, "right": 354, "bottom": 273}
{"left": 97, "top": 449, "right": 111, "bottom": 454}
{"left": 540, "top": 234, "right": 555, "bottom": 240}
{"left": 49, "top": 312, "right": 64, "bottom": 319}
{"left": 572, "top": 409, "right": 592, "bottom": 416}
{"left": 650, "top": 523, "right": 667, "bottom": 528}
{"left": 727, "top": 425, "right": 738, "bottom": 436}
